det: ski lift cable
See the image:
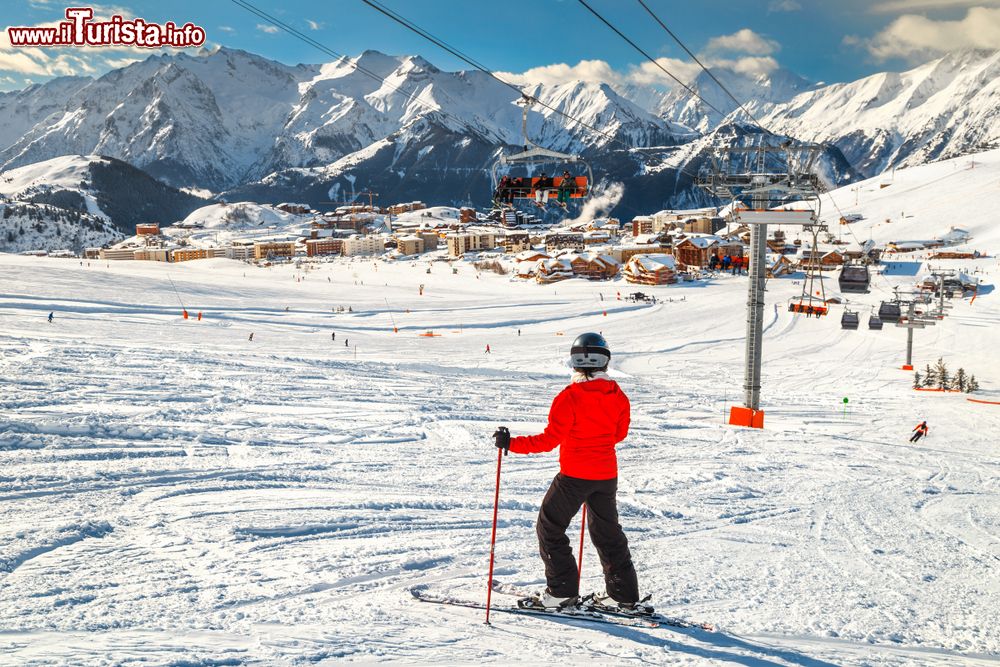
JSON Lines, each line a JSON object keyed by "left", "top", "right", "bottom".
{"left": 359, "top": 0, "right": 713, "bottom": 190}
{"left": 234, "top": 0, "right": 701, "bottom": 207}
{"left": 575, "top": 0, "right": 726, "bottom": 118}
{"left": 633, "top": 0, "right": 772, "bottom": 134}
{"left": 359, "top": 0, "right": 642, "bottom": 152}
{"left": 230, "top": 0, "right": 488, "bottom": 137}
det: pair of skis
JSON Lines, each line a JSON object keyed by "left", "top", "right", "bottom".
{"left": 411, "top": 584, "right": 714, "bottom": 632}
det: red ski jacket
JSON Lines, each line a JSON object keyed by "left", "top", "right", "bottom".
{"left": 509, "top": 378, "right": 630, "bottom": 480}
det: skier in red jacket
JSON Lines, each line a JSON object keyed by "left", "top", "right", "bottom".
{"left": 493, "top": 332, "right": 641, "bottom": 612}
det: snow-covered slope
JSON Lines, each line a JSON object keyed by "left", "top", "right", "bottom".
{"left": 0, "top": 155, "right": 209, "bottom": 242}
{"left": 0, "top": 202, "right": 121, "bottom": 253}
{"left": 0, "top": 230, "right": 997, "bottom": 663}
{"left": 759, "top": 50, "right": 1000, "bottom": 177}
{"left": 0, "top": 155, "right": 114, "bottom": 219}
{"left": 814, "top": 146, "right": 1000, "bottom": 249}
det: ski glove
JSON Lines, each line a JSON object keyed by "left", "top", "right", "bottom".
{"left": 493, "top": 426, "right": 510, "bottom": 454}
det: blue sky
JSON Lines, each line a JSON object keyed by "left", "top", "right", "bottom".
{"left": 2, "top": 1, "right": 998, "bottom": 91}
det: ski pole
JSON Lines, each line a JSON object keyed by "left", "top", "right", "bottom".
{"left": 577, "top": 504, "right": 587, "bottom": 587}
{"left": 485, "top": 433, "right": 507, "bottom": 626}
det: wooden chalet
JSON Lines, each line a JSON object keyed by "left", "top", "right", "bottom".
{"left": 623, "top": 254, "right": 677, "bottom": 285}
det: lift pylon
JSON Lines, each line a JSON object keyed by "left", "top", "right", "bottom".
{"left": 698, "top": 142, "right": 825, "bottom": 429}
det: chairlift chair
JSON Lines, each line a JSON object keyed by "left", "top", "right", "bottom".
{"left": 838, "top": 263, "right": 871, "bottom": 294}
{"left": 788, "top": 224, "right": 828, "bottom": 318}
{"left": 491, "top": 96, "right": 594, "bottom": 208}
{"left": 841, "top": 309, "right": 860, "bottom": 330}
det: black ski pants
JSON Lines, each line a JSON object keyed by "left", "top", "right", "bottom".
{"left": 536, "top": 473, "right": 639, "bottom": 603}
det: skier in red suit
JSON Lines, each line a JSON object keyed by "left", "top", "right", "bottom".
{"left": 493, "top": 332, "right": 641, "bottom": 611}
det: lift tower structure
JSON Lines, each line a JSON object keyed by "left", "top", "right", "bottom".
{"left": 698, "top": 142, "right": 825, "bottom": 428}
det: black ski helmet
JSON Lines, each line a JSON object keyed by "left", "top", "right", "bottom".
{"left": 570, "top": 332, "right": 610, "bottom": 369}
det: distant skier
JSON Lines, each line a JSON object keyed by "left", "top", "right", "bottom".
{"left": 248, "top": 332, "right": 254, "bottom": 342}
{"left": 47, "top": 312, "right": 53, "bottom": 323}
{"left": 331, "top": 332, "right": 336, "bottom": 341}
{"left": 344, "top": 338, "right": 349, "bottom": 347}
{"left": 493, "top": 333, "right": 642, "bottom": 612}
{"left": 485, "top": 344, "right": 491, "bottom": 354}
{"left": 910, "top": 421, "right": 929, "bottom": 443}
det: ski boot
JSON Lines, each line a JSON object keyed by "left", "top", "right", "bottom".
{"left": 518, "top": 588, "right": 579, "bottom": 611}
{"left": 583, "top": 593, "right": 655, "bottom": 617}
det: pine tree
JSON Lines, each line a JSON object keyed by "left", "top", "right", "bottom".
{"left": 934, "top": 357, "right": 950, "bottom": 391}
{"left": 923, "top": 363, "right": 937, "bottom": 388}
{"left": 967, "top": 376, "right": 979, "bottom": 393}
{"left": 913, "top": 372, "right": 922, "bottom": 389}
{"left": 955, "top": 368, "right": 968, "bottom": 393}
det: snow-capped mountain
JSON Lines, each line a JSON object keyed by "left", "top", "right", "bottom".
{"left": 0, "top": 155, "right": 208, "bottom": 251}
{"left": 656, "top": 65, "right": 816, "bottom": 132}
{"left": 757, "top": 50, "right": 1000, "bottom": 177}
{"left": 0, "top": 46, "right": 994, "bottom": 220}
{"left": 0, "top": 47, "right": 687, "bottom": 200}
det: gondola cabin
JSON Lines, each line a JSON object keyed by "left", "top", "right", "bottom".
{"left": 841, "top": 310, "right": 860, "bottom": 330}
{"left": 877, "top": 301, "right": 902, "bottom": 322}
{"left": 838, "top": 264, "right": 871, "bottom": 293}
{"left": 868, "top": 315, "right": 883, "bottom": 330}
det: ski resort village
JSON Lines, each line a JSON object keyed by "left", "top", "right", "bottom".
{"left": 1, "top": 2, "right": 1000, "bottom": 666}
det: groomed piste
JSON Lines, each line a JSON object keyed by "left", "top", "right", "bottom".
{"left": 1, "top": 222, "right": 998, "bottom": 664}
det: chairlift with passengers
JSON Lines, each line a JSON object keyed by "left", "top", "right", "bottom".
{"left": 491, "top": 95, "right": 593, "bottom": 210}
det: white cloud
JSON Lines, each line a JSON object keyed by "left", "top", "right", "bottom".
{"left": 868, "top": 7, "right": 1000, "bottom": 60}
{"left": 256, "top": 23, "right": 280, "bottom": 34}
{"left": 497, "top": 59, "right": 621, "bottom": 87}
{"left": 218, "top": 25, "right": 235, "bottom": 33}
{"left": 500, "top": 53, "right": 780, "bottom": 93}
{"left": 705, "top": 28, "right": 780, "bottom": 56}
{"left": 628, "top": 58, "right": 703, "bottom": 86}
{"left": 306, "top": 20, "right": 324, "bottom": 31}
{"left": 871, "top": 0, "right": 1000, "bottom": 13}
{"left": 768, "top": 0, "right": 802, "bottom": 11}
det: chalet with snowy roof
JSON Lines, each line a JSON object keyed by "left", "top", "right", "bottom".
{"left": 798, "top": 248, "right": 845, "bottom": 270}
{"left": 564, "top": 252, "right": 620, "bottom": 280}
{"left": 623, "top": 254, "right": 677, "bottom": 285}
{"left": 765, "top": 253, "right": 794, "bottom": 278}
{"left": 536, "top": 258, "right": 575, "bottom": 283}
{"left": 514, "top": 249, "right": 551, "bottom": 263}
{"left": 673, "top": 235, "right": 722, "bottom": 269}
{"left": 611, "top": 243, "right": 672, "bottom": 264}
